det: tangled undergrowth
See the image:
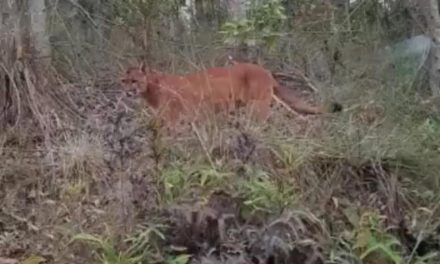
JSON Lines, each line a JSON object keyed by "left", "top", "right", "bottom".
{"left": 1, "top": 55, "right": 440, "bottom": 264}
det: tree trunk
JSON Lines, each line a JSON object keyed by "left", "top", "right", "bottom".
{"left": 0, "top": 0, "right": 22, "bottom": 126}
{"left": 28, "top": 0, "right": 51, "bottom": 65}
{"left": 1, "top": 0, "right": 75, "bottom": 129}
{"left": 179, "top": 0, "right": 195, "bottom": 32}
{"left": 427, "top": 0, "right": 440, "bottom": 97}
{"left": 226, "top": 0, "right": 247, "bottom": 20}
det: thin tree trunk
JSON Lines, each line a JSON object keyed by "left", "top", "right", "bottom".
{"left": 226, "top": 0, "right": 247, "bottom": 19}
{"left": 180, "top": 0, "right": 195, "bottom": 32}
{"left": 0, "top": 0, "right": 22, "bottom": 126}
{"left": 28, "top": 0, "right": 51, "bottom": 65}
{"left": 427, "top": 0, "right": 440, "bottom": 96}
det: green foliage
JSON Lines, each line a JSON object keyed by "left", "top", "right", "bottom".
{"left": 164, "top": 254, "right": 191, "bottom": 264}
{"left": 220, "top": 19, "right": 256, "bottom": 46}
{"left": 113, "top": 0, "right": 179, "bottom": 26}
{"left": 328, "top": 211, "right": 404, "bottom": 264}
{"left": 72, "top": 233, "right": 144, "bottom": 264}
{"left": 269, "top": 140, "right": 309, "bottom": 170}
{"left": 419, "top": 116, "right": 440, "bottom": 153}
{"left": 72, "top": 224, "right": 167, "bottom": 264}
{"left": 124, "top": 224, "right": 167, "bottom": 261}
{"left": 160, "top": 163, "right": 188, "bottom": 203}
{"left": 249, "top": 0, "right": 287, "bottom": 32}
{"left": 21, "top": 255, "right": 46, "bottom": 264}
{"left": 239, "top": 169, "right": 296, "bottom": 215}
{"left": 219, "top": 0, "right": 287, "bottom": 50}
{"left": 328, "top": 234, "right": 360, "bottom": 264}
{"left": 353, "top": 211, "right": 403, "bottom": 264}
{"left": 159, "top": 161, "right": 233, "bottom": 204}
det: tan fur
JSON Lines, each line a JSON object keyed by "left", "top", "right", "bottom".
{"left": 120, "top": 62, "right": 341, "bottom": 128}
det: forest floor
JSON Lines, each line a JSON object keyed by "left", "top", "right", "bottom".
{"left": 1, "top": 59, "right": 440, "bottom": 264}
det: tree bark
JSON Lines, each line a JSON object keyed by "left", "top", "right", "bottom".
{"left": 226, "top": 0, "right": 247, "bottom": 20}
{"left": 179, "top": 0, "right": 195, "bottom": 32}
{"left": 0, "top": 0, "right": 21, "bottom": 126}
{"left": 427, "top": 0, "right": 440, "bottom": 96}
{"left": 28, "top": 0, "right": 51, "bottom": 65}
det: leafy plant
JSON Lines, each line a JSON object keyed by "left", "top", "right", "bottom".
{"left": 219, "top": 0, "right": 287, "bottom": 50}
{"left": 72, "top": 233, "right": 143, "bottom": 264}
{"left": 159, "top": 161, "right": 233, "bottom": 204}
{"left": 190, "top": 164, "right": 233, "bottom": 189}
{"left": 220, "top": 19, "right": 256, "bottom": 47}
{"left": 328, "top": 233, "right": 361, "bottom": 264}
{"left": 124, "top": 223, "right": 167, "bottom": 262}
{"left": 72, "top": 223, "right": 167, "bottom": 264}
{"left": 419, "top": 116, "right": 440, "bottom": 153}
{"left": 269, "top": 140, "right": 310, "bottom": 170}
{"left": 353, "top": 211, "right": 403, "bottom": 264}
{"left": 239, "top": 169, "right": 296, "bottom": 215}
{"left": 160, "top": 162, "right": 188, "bottom": 204}
{"left": 164, "top": 254, "right": 191, "bottom": 264}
